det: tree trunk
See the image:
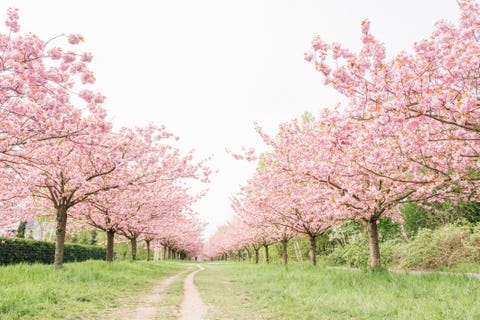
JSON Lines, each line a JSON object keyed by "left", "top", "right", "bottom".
{"left": 146, "top": 240, "right": 151, "bottom": 261}
{"left": 54, "top": 205, "right": 68, "bottom": 270}
{"left": 130, "top": 237, "right": 137, "bottom": 260}
{"left": 366, "top": 219, "right": 381, "bottom": 269}
{"left": 264, "top": 244, "right": 269, "bottom": 264}
{"left": 245, "top": 248, "right": 251, "bottom": 262}
{"left": 400, "top": 222, "right": 410, "bottom": 242}
{"left": 309, "top": 234, "right": 317, "bottom": 266}
{"left": 162, "top": 245, "right": 167, "bottom": 260}
{"left": 106, "top": 230, "right": 115, "bottom": 262}
{"left": 254, "top": 248, "right": 259, "bottom": 264}
{"left": 281, "top": 239, "right": 288, "bottom": 265}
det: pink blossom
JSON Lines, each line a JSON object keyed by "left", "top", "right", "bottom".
{"left": 5, "top": 8, "right": 19, "bottom": 33}
{"left": 47, "top": 47, "right": 62, "bottom": 60}
{"left": 304, "top": 51, "right": 313, "bottom": 62}
{"left": 81, "top": 52, "right": 93, "bottom": 62}
{"left": 62, "top": 52, "right": 76, "bottom": 63}
{"left": 68, "top": 34, "right": 84, "bottom": 45}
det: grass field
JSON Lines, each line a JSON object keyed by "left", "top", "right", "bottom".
{"left": 0, "top": 260, "right": 188, "bottom": 320}
{"left": 2, "top": 260, "right": 479, "bottom": 319}
{"left": 196, "top": 262, "right": 480, "bottom": 320}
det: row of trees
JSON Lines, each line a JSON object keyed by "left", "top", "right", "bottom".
{"left": 0, "top": 9, "right": 209, "bottom": 268}
{"left": 204, "top": 0, "right": 480, "bottom": 268}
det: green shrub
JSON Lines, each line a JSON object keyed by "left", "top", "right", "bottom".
{"left": 327, "top": 236, "right": 402, "bottom": 268}
{"left": 113, "top": 241, "right": 147, "bottom": 260}
{"left": 397, "top": 224, "right": 480, "bottom": 270}
{"left": 328, "top": 236, "right": 369, "bottom": 268}
{"left": 0, "top": 237, "right": 105, "bottom": 265}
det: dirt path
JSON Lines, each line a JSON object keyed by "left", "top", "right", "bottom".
{"left": 179, "top": 264, "right": 208, "bottom": 320}
{"left": 108, "top": 269, "right": 188, "bottom": 320}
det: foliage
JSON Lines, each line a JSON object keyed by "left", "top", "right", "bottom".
{"left": 0, "top": 237, "right": 105, "bottom": 265}
{"left": 113, "top": 242, "right": 147, "bottom": 261}
{"left": 401, "top": 202, "right": 439, "bottom": 236}
{"left": 328, "top": 236, "right": 369, "bottom": 268}
{"left": 70, "top": 229, "right": 98, "bottom": 246}
{"left": 401, "top": 200, "right": 480, "bottom": 236}
{"left": 397, "top": 224, "right": 480, "bottom": 270}
{"left": 15, "top": 222, "right": 26, "bottom": 239}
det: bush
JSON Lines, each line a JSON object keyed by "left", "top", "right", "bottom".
{"left": 327, "top": 236, "right": 402, "bottom": 268}
{"left": 397, "top": 224, "right": 480, "bottom": 270}
{"left": 113, "top": 241, "right": 147, "bottom": 261}
{"left": 328, "top": 236, "right": 369, "bottom": 268}
{"left": 0, "top": 237, "right": 105, "bottom": 265}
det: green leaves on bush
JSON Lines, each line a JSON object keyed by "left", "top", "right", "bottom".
{"left": 0, "top": 237, "right": 105, "bottom": 265}
{"left": 327, "top": 223, "right": 480, "bottom": 270}
{"left": 397, "top": 224, "right": 480, "bottom": 270}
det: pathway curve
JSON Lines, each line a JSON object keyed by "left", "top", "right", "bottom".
{"left": 108, "top": 269, "right": 188, "bottom": 320}
{"left": 179, "top": 264, "right": 208, "bottom": 320}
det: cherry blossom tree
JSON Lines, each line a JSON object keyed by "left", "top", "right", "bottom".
{"left": 26, "top": 127, "right": 120, "bottom": 269}
{"left": 0, "top": 8, "right": 111, "bottom": 269}
{"left": 81, "top": 125, "right": 210, "bottom": 262}
{"left": 301, "top": 1, "right": 480, "bottom": 267}
{"left": 304, "top": 1, "right": 480, "bottom": 199}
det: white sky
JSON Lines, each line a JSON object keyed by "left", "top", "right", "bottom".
{"left": 0, "top": 1, "right": 460, "bottom": 237}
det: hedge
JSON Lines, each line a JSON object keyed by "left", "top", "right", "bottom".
{"left": 0, "top": 237, "right": 106, "bottom": 265}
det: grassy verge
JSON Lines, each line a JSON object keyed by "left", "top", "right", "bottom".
{"left": 0, "top": 260, "right": 188, "bottom": 320}
{"left": 196, "top": 262, "right": 480, "bottom": 320}
{"left": 436, "top": 262, "right": 480, "bottom": 273}
{"left": 196, "top": 262, "right": 260, "bottom": 319}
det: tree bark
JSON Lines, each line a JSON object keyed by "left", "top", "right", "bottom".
{"left": 54, "top": 205, "right": 68, "bottom": 270}
{"left": 366, "top": 219, "right": 381, "bottom": 269}
{"left": 106, "top": 230, "right": 115, "bottom": 262}
{"left": 400, "top": 222, "right": 410, "bottom": 242}
{"left": 281, "top": 239, "right": 288, "bottom": 265}
{"left": 146, "top": 240, "right": 151, "bottom": 261}
{"left": 309, "top": 234, "right": 317, "bottom": 266}
{"left": 254, "top": 248, "right": 259, "bottom": 264}
{"left": 162, "top": 245, "right": 167, "bottom": 260}
{"left": 245, "top": 248, "right": 251, "bottom": 262}
{"left": 130, "top": 237, "right": 137, "bottom": 260}
{"left": 264, "top": 244, "right": 270, "bottom": 264}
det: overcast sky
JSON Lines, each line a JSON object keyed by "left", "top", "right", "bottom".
{"left": 0, "top": 1, "right": 460, "bottom": 237}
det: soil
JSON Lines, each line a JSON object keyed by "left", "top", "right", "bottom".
{"left": 179, "top": 264, "right": 208, "bottom": 320}
{"left": 108, "top": 270, "right": 186, "bottom": 320}
{"left": 108, "top": 264, "right": 208, "bottom": 320}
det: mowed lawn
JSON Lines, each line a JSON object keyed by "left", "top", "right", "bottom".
{"left": 0, "top": 260, "right": 188, "bottom": 320}
{"left": 196, "top": 262, "right": 480, "bottom": 320}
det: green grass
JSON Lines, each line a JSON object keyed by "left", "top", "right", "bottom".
{"left": 0, "top": 260, "right": 188, "bottom": 320}
{"left": 196, "top": 262, "right": 480, "bottom": 320}
{"left": 437, "top": 262, "right": 480, "bottom": 273}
